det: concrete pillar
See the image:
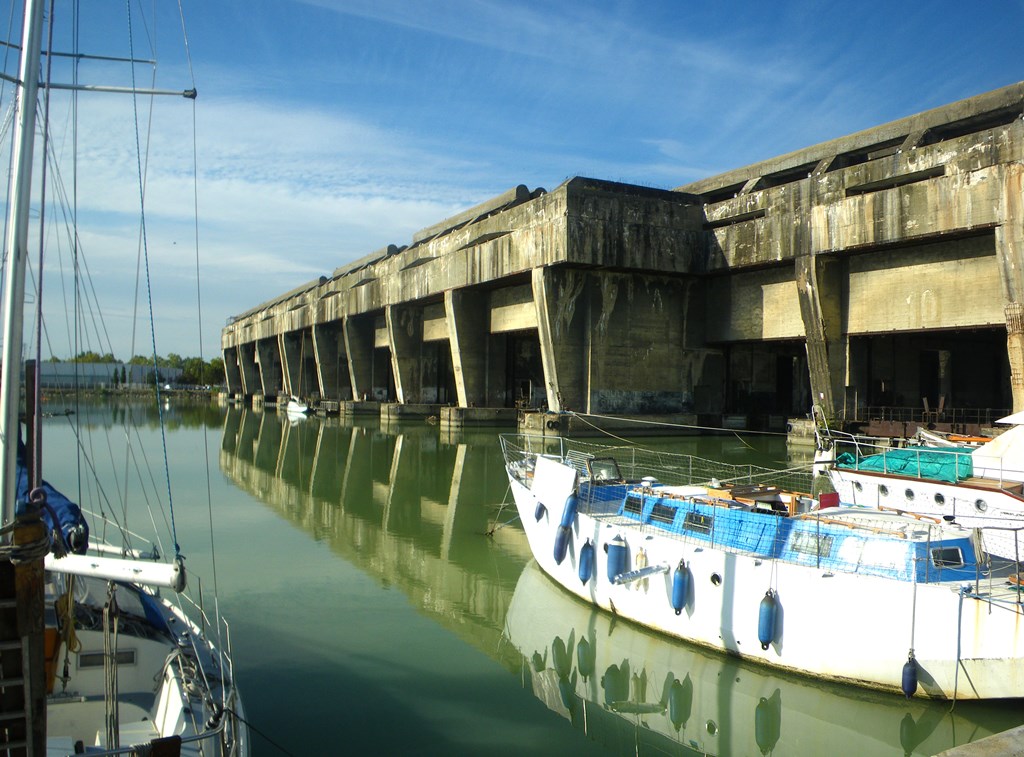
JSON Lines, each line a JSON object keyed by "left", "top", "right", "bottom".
{"left": 1007, "top": 304, "right": 1024, "bottom": 413}
{"left": 279, "top": 332, "right": 300, "bottom": 398}
{"left": 343, "top": 315, "right": 374, "bottom": 401}
{"left": 532, "top": 267, "right": 587, "bottom": 412}
{"left": 998, "top": 164, "right": 1024, "bottom": 411}
{"left": 238, "top": 342, "right": 258, "bottom": 398}
{"left": 222, "top": 347, "right": 242, "bottom": 394}
{"left": 280, "top": 329, "right": 317, "bottom": 399}
{"left": 445, "top": 290, "right": 488, "bottom": 407}
{"left": 386, "top": 304, "right": 423, "bottom": 404}
{"left": 256, "top": 338, "right": 284, "bottom": 399}
{"left": 313, "top": 321, "right": 350, "bottom": 401}
{"left": 795, "top": 254, "right": 847, "bottom": 419}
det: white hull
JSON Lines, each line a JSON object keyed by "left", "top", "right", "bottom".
{"left": 506, "top": 443, "right": 1024, "bottom": 700}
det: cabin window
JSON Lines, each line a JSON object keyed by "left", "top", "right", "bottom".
{"left": 650, "top": 502, "right": 676, "bottom": 524}
{"left": 791, "top": 530, "right": 834, "bottom": 558}
{"left": 79, "top": 649, "right": 136, "bottom": 669}
{"left": 934, "top": 493, "right": 945, "bottom": 506}
{"left": 623, "top": 495, "right": 644, "bottom": 517}
{"left": 931, "top": 546, "right": 964, "bottom": 568}
{"left": 975, "top": 499, "right": 988, "bottom": 513}
{"left": 588, "top": 457, "right": 622, "bottom": 482}
{"left": 683, "top": 512, "right": 713, "bottom": 535}
{"left": 878, "top": 485, "right": 888, "bottom": 497}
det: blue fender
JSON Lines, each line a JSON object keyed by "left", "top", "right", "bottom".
{"left": 758, "top": 589, "right": 777, "bottom": 650}
{"left": 578, "top": 539, "right": 594, "bottom": 584}
{"left": 671, "top": 559, "right": 688, "bottom": 615}
{"left": 553, "top": 525, "right": 571, "bottom": 565}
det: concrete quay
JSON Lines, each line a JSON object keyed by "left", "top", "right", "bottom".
{"left": 936, "top": 725, "right": 1024, "bottom": 757}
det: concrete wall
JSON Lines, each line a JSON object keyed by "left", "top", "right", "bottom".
{"left": 223, "top": 82, "right": 1024, "bottom": 421}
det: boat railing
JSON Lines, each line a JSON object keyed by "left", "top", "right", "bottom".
{"left": 80, "top": 707, "right": 240, "bottom": 757}
{"left": 500, "top": 433, "right": 816, "bottom": 506}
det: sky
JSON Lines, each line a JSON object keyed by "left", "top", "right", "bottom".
{"left": 1, "top": 0, "right": 1022, "bottom": 363}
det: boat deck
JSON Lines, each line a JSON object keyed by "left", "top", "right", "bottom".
{"left": 587, "top": 504, "right": 1024, "bottom": 605}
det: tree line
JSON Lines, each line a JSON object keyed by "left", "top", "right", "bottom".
{"left": 49, "top": 352, "right": 225, "bottom": 386}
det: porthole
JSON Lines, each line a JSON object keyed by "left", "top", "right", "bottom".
{"left": 853, "top": 481, "right": 863, "bottom": 493}
{"left": 905, "top": 489, "right": 915, "bottom": 501}
{"left": 879, "top": 485, "right": 889, "bottom": 498}
{"left": 710, "top": 573, "right": 722, "bottom": 586}
{"left": 706, "top": 721, "right": 718, "bottom": 736}
{"left": 934, "top": 493, "right": 945, "bottom": 506}
{"left": 975, "top": 499, "right": 988, "bottom": 513}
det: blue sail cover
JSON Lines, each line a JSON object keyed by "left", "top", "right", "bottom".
{"left": 14, "top": 449, "right": 89, "bottom": 555}
{"left": 836, "top": 448, "right": 972, "bottom": 484}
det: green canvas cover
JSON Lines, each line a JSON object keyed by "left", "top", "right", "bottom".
{"left": 835, "top": 447, "right": 972, "bottom": 484}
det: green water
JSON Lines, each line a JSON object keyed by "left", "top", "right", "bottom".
{"left": 38, "top": 400, "right": 1024, "bottom": 756}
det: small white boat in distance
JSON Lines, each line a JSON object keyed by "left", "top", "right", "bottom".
{"left": 500, "top": 433, "right": 1024, "bottom": 700}
{"left": 285, "top": 395, "right": 311, "bottom": 417}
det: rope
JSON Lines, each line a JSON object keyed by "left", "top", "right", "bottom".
{"left": 104, "top": 583, "right": 121, "bottom": 751}
{"left": 569, "top": 410, "right": 792, "bottom": 437}
{"left": 0, "top": 508, "right": 50, "bottom": 563}
{"left": 224, "top": 707, "right": 298, "bottom": 756}
{"left": 56, "top": 575, "right": 80, "bottom": 694}
{"left": 485, "top": 481, "right": 514, "bottom": 535}
{"left": 126, "top": 1, "right": 179, "bottom": 558}
{"left": 176, "top": 1, "right": 229, "bottom": 698}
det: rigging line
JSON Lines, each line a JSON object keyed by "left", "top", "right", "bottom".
{"left": 30, "top": 0, "right": 57, "bottom": 490}
{"left": 126, "top": 0, "right": 179, "bottom": 557}
{"left": 570, "top": 410, "right": 792, "bottom": 437}
{"left": 73, "top": 0, "right": 82, "bottom": 522}
{"left": 175, "top": 0, "right": 221, "bottom": 633}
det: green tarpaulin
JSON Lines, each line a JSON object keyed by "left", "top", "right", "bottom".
{"left": 835, "top": 447, "right": 972, "bottom": 483}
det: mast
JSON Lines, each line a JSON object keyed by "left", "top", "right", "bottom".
{"left": 0, "top": 6, "right": 47, "bottom": 751}
{"left": 0, "top": 0, "right": 45, "bottom": 530}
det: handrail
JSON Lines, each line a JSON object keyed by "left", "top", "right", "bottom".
{"left": 80, "top": 704, "right": 237, "bottom": 756}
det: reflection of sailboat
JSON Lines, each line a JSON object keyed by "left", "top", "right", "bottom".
{"left": 501, "top": 434, "right": 1024, "bottom": 699}
{"left": 0, "top": 3, "right": 246, "bottom": 753}
{"left": 285, "top": 395, "right": 312, "bottom": 419}
{"left": 505, "top": 560, "right": 1017, "bottom": 756}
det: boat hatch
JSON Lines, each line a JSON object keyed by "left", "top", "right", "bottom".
{"left": 79, "top": 650, "right": 136, "bottom": 668}
{"left": 931, "top": 546, "right": 964, "bottom": 568}
{"left": 587, "top": 457, "right": 622, "bottom": 483}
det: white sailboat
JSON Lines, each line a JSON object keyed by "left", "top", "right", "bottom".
{"left": 0, "top": 3, "right": 247, "bottom": 754}
{"left": 500, "top": 433, "right": 1024, "bottom": 700}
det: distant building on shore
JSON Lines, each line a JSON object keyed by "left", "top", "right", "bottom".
{"left": 36, "top": 362, "right": 183, "bottom": 390}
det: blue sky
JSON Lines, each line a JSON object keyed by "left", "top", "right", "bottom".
{"left": 3, "top": 0, "right": 1023, "bottom": 362}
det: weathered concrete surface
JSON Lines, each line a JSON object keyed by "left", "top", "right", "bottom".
{"left": 935, "top": 725, "right": 1024, "bottom": 757}
{"left": 224, "top": 82, "right": 1024, "bottom": 423}
{"left": 438, "top": 406, "right": 517, "bottom": 429}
